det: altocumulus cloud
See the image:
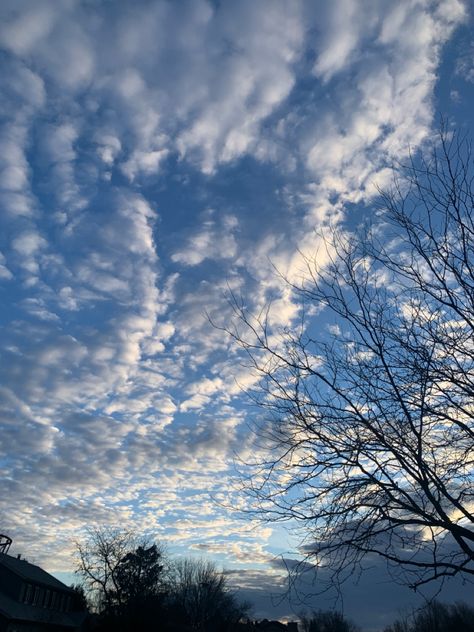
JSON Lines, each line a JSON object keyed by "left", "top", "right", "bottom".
{"left": 0, "top": 0, "right": 471, "bottom": 625}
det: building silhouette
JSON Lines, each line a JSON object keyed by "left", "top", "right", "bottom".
{"left": 0, "top": 549, "right": 87, "bottom": 631}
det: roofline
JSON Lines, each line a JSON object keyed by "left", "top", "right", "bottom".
{"left": 0, "top": 553, "right": 74, "bottom": 593}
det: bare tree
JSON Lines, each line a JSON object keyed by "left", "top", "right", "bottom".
{"left": 384, "top": 601, "right": 474, "bottom": 632}
{"left": 227, "top": 130, "right": 474, "bottom": 591}
{"left": 300, "top": 609, "right": 360, "bottom": 632}
{"left": 76, "top": 528, "right": 132, "bottom": 611}
{"left": 168, "top": 558, "right": 249, "bottom": 631}
{"left": 75, "top": 528, "right": 164, "bottom": 613}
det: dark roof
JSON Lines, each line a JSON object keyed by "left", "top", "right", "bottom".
{"left": 0, "top": 552, "right": 72, "bottom": 592}
{"left": 256, "top": 621, "right": 289, "bottom": 632}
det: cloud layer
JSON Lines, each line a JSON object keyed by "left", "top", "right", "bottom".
{"left": 0, "top": 0, "right": 470, "bottom": 623}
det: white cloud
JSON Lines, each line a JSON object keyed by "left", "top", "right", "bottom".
{"left": 312, "top": 0, "right": 369, "bottom": 81}
{"left": 174, "top": 1, "right": 302, "bottom": 173}
{"left": 0, "top": 60, "right": 45, "bottom": 218}
{"left": 0, "top": 3, "right": 57, "bottom": 56}
{"left": 0, "top": 252, "right": 13, "bottom": 280}
{"left": 455, "top": 38, "right": 474, "bottom": 83}
{"left": 121, "top": 148, "right": 169, "bottom": 180}
{"left": 12, "top": 231, "right": 46, "bottom": 257}
{"left": 172, "top": 211, "right": 239, "bottom": 267}
{"left": 95, "top": 133, "right": 122, "bottom": 166}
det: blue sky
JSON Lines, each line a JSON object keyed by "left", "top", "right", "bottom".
{"left": 1, "top": 0, "right": 473, "bottom": 628}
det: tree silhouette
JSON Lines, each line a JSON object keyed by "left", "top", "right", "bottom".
{"left": 168, "top": 558, "right": 250, "bottom": 631}
{"left": 300, "top": 610, "right": 360, "bottom": 632}
{"left": 76, "top": 528, "right": 134, "bottom": 612}
{"left": 75, "top": 528, "right": 165, "bottom": 615}
{"left": 384, "top": 601, "right": 474, "bottom": 632}
{"left": 227, "top": 129, "right": 474, "bottom": 590}
{"left": 114, "top": 544, "right": 164, "bottom": 604}
{"left": 76, "top": 531, "right": 248, "bottom": 631}
{"left": 69, "top": 583, "right": 89, "bottom": 612}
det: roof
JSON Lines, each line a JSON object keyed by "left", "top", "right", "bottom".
{"left": 0, "top": 552, "right": 73, "bottom": 592}
{"left": 256, "top": 621, "right": 290, "bottom": 632}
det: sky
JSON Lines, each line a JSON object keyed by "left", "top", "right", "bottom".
{"left": 1, "top": 0, "right": 474, "bottom": 629}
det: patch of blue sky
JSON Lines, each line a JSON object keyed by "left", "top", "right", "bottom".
{"left": 435, "top": 22, "right": 474, "bottom": 123}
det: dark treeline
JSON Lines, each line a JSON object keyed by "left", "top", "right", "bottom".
{"left": 299, "top": 602, "right": 474, "bottom": 632}
{"left": 75, "top": 528, "right": 249, "bottom": 631}
{"left": 74, "top": 528, "right": 474, "bottom": 632}
{"left": 383, "top": 601, "right": 474, "bottom": 632}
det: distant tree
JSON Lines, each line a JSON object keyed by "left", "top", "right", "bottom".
{"left": 76, "top": 528, "right": 135, "bottom": 612}
{"left": 76, "top": 531, "right": 250, "bottom": 631}
{"left": 227, "top": 129, "right": 474, "bottom": 590}
{"left": 75, "top": 528, "right": 165, "bottom": 615}
{"left": 384, "top": 620, "right": 411, "bottom": 632}
{"left": 384, "top": 601, "right": 474, "bottom": 632}
{"left": 168, "top": 558, "right": 250, "bottom": 631}
{"left": 300, "top": 610, "right": 360, "bottom": 632}
{"left": 69, "top": 583, "right": 89, "bottom": 611}
{"left": 114, "top": 543, "right": 164, "bottom": 604}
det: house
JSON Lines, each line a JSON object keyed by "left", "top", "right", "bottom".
{"left": 0, "top": 550, "right": 88, "bottom": 632}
